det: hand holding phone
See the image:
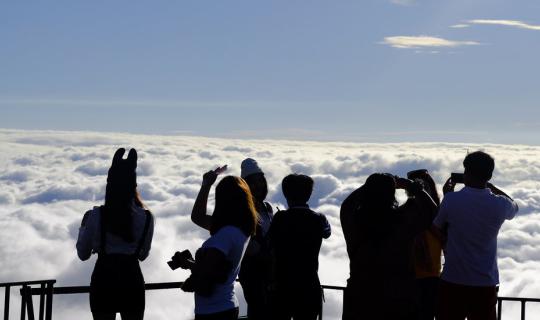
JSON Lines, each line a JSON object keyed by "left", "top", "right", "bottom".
{"left": 450, "top": 173, "right": 464, "bottom": 184}
{"left": 214, "top": 165, "right": 228, "bottom": 175}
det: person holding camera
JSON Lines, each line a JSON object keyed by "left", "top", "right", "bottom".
{"left": 267, "top": 174, "right": 331, "bottom": 320}
{"left": 405, "top": 169, "right": 442, "bottom": 320}
{"left": 178, "top": 175, "right": 257, "bottom": 319}
{"left": 76, "top": 148, "right": 155, "bottom": 320}
{"left": 190, "top": 158, "right": 274, "bottom": 320}
{"left": 340, "top": 173, "right": 437, "bottom": 320}
{"left": 434, "top": 151, "right": 519, "bottom": 320}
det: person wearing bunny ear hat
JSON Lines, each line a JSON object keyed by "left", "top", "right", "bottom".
{"left": 77, "top": 148, "right": 155, "bottom": 320}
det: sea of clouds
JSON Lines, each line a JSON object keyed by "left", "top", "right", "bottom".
{"left": 1, "top": 129, "right": 540, "bottom": 320}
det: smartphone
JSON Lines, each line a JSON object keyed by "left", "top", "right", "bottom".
{"left": 451, "top": 173, "right": 464, "bottom": 184}
{"left": 214, "top": 165, "right": 228, "bottom": 175}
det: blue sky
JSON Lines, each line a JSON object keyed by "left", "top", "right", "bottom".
{"left": 1, "top": 0, "right": 539, "bottom": 143}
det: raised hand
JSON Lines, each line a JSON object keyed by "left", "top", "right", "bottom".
{"left": 443, "top": 177, "right": 456, "bottom": 195}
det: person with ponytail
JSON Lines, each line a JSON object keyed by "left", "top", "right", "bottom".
{"left": 77, "top": 148, "right": 154, "bottom": 320}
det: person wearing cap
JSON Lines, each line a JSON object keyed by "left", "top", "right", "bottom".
{"left": 191, "top": 158, "right": 274, "bottom": 320}
{"left": 77, "top": 148, "right": 155, "bottom": 320}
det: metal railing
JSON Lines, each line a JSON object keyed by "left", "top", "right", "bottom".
{"left": 2, "top": 280, "right": 539, "bottom": 319}
{"left": 0, "top": 280, "right": 55, "bottom": 320}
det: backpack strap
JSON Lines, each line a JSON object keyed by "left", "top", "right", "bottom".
{"left": 264, "top": 201, "right": 274, "bottom": 216}
{"left": 134, "top": 210, "right": 152, "bottom": 258}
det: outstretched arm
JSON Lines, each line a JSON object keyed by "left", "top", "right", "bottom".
{"left": 191, "top": 170, "right": 217, "bottom": 231}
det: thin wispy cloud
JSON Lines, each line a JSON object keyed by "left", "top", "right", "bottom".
{"left": 450, "top": 24, "right": 470, "bottom": 29}
{"left": 468, "top": 19, "right": 540, "bottom": 31}
{"left": 382, "top": 36, "right": 479, "bottom": 49}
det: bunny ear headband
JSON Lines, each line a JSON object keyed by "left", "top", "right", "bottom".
{"left": 108, "top": 148, "right": 138, "bottom": 186}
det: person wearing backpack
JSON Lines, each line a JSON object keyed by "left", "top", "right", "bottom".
{"left": 77, "top": 148, "right": 155, "bottom": 320}
{"left": 268, "top": 174, "right": 331, "bottom": 320}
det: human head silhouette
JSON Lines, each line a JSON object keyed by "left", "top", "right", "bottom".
{"left": 240, "top": 158, "right": 268, "bottom": 203}
{"left": 211, "top": 175, "right": 258, "bottom": 237}
{"left": 282, "top": 174, "right": 313, "bottom": 207}
{"left": 463, "top": 151, "right": 494, "bottom": 186}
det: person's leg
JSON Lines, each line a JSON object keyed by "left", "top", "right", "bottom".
{"left": 293, "top": 288, "right": 321, "bottom": 320}
{"left": 241, "top": 278, "right": 268, "bottom": 320}
{"left": 416, "top": 277, "right": 438, "bottom": 320}
{"left": 195, "top": 308, "right": 239, "bottom": 320}
{"left": 91, "top": 312, "right": 117, "bottom": 320}
{"left": 436, "top": 280, "right": 467, "bottom": 320}
{"left": 467, "top": 286, "right": 497, "bottom": 320}
{"left": 120, "top": 311, "right": 144, "bottom": 320}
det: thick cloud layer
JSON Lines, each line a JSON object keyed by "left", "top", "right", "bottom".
{"left": 1, "top": 129, "right": 539, "bottom": 319}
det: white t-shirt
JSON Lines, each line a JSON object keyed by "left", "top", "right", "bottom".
{"left": 195, "top": 225, "right": 250, "bottom": 315}
{"left": 76, "top": 204, "right": 154, "bottom": 261}
{"left": 434, "top": 186, "right": 518, "bottom": 286}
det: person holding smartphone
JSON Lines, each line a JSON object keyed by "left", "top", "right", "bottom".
{"left": 76, "top": 148, "right": 155, "bottom": 320}
{"left": 191, "top": 158, "right": 274, "bottom": 320}
{"left": 182, "top": 175, "right": 257, "bottom": 319}
{"left": 340, "top": 173, "right": 437, "bottom": 320}
{"left": 434, "top": 151, "right": 519, "bottom": 320}
{"left": 405, "top": 169, "right": 442, "bottom": 320}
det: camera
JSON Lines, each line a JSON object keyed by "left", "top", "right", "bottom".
{"left": 167, "top": 250, "right": 194, "bottom": 270}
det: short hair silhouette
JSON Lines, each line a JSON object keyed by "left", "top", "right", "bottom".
{"left": 463, "top": 151, "right": 495, "bottom": 182}
{"left": 282, "top": 174, "right": 314, "bottom": 204}
{"left": 211, "top": 176, "right": 258, "bottom": 237}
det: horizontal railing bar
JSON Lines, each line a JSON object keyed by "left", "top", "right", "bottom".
{"left": 15, "top": 280, "right": 540, "bottom": 305}
{"left": 0, "top": 280, "right": 55, "bottom": 287}
{"left": 28, "top": 282, "right": 186, "bottom": 295}
{"left": 497, "top": 297, "right": 540, "bottom": 303}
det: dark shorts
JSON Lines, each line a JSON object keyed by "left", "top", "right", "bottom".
{"left": 90, "top": 254, "right": 145, "bottom": 314}
{"left": 437, "top": 279, "right": 497, "bottom": 320}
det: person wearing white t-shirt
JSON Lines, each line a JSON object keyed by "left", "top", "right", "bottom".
{"left": 177, "top": 175, "right": 258, "bottom": 320}
{"left": 433, "top": 151, "right": 518, "bottom": 320}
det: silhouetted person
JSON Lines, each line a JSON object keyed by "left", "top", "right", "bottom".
{"left": 77, "top": 148, "right": 154, "bottom": 320}
{"left": 268, "top": 174, "right": 331, "bottom": 320}
{"left": 406, "top": 170, "right": 442, "bottom": 320}
{"left": 180, "top": 176, "right": 257, "bottom": 319}
{"left": 434, "top": 151, "right": 518, "bottom": 320}
{"left": 191, "top": 158, "right": 273, "bottom": 320}
{"left": 340, "top": 173, "right": 437, "bottom": 320}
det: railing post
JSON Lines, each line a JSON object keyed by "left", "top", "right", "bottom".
{"left": 44, "top": 282, "right": 53, "bottom": 320}
{"left": 38, "top": 283, "right": 45, "bottom": 320}
{"left": 521, "top": 300, "right": 526, "bottom": 320}
{"left": 20, "top": 286, "right": 26, "bottom": 320}
{"left": 20, "top": 286, "right": 35, "bottom": 320}
{"left": 319, "top": 287, "right": 324, "bottom": 320}
{"left": 497, "top": 298, "right": 502, "bottom": 320}
{"left": 4, "top": 285, "right": 10, "bottom": 320}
